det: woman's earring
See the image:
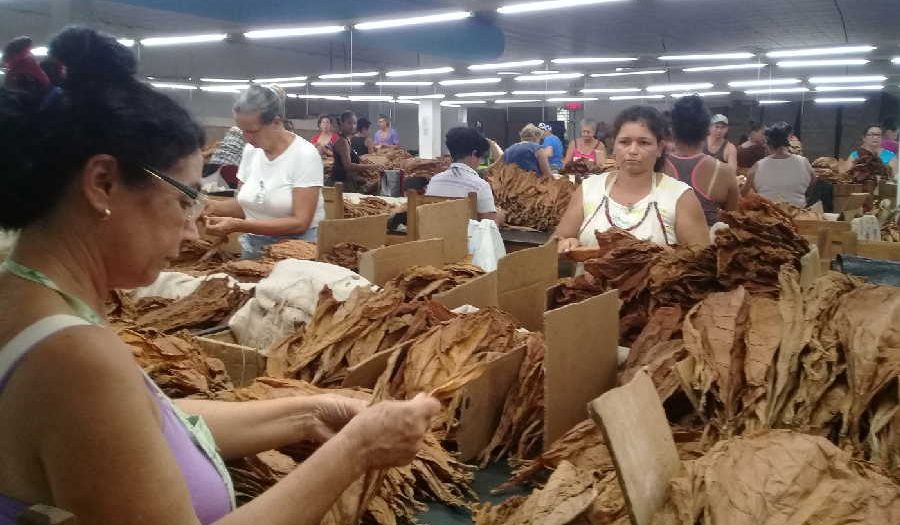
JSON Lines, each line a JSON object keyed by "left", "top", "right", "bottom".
{"left": 101, "top": 209, "right": 111, "bottom": 220}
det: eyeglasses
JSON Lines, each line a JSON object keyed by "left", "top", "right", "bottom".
{"left": 142, "top": 166, "right": 208, "bottom": 222}
{"left": 866, "top": 132, "right": 882, "bottom": 137}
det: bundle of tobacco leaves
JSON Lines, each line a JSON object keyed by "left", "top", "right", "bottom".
{"left": 264, "top": 239, "right": 318, "bottom": 261}
{"left": 344, "top": 197, "right": 398, "bottom": 219}
{"left": 648, "top": 245, "right": 720, "bottom": 310}
{"left": 811, "top": 156, "right": 844, "bottom": 183}
{"left": 388, "top": 263, "right": 485, "bottom": 302}
{"left": 559, "top": 158, "right": 594, "bottom": 176}
{"left": 322, "top": 242, "right": 370, "bottom": 272}
{"left": 169, "top": 237, "right": 237, "bottom": 274}
{"left": 131, "top": 277, "right": 249, "bottom": 334}
{"left": 848, "top": 148, "right": 893, "bottom": 184}
{"left": 487, "top": 163, "right": 576, "bottom": 231}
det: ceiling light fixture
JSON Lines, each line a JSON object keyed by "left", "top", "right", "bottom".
{"left": 496, "top": 71, "right": 522, "bottom": 76}
{"left": 253, "top": 76, "right": 308, "bottom": 83}
{"left": 117, "top": 38, "right": 135, "bottom": 47}
{"left": 438, "top": 77, "right": 502, "bottom": 86}
{"left": 354, "top": 11, "right": 472, "bottom": 30}
{"left": 609, "top": 94, "right": 665, "bottom": 101}
{"left": 590, "top": 69, "right": 666, "bottom": 77}
{"left": 514, "top": 73, "right": 584, "bottom": 81}
{"left": 744, "top": 87, "right": 810, "bottom": 95}
{"left": 766, "top": 45, "right": 875, "bottom": 58}
{"left": 815, "top": 97, "right": 866, "bottom": 104}
{"left": 814, "top": 84, "right": 883, "bottom": 92}
{"left": 201, "top": 77, "right": 250, "bottom": 83}
{"left": 727, "top": 78, "right": 801, "bottom": 87}
{"left": 455, "top": 91, "right": 507, "bottom": 97}
{"left": 659, "top": 52, "right": 754, "bottom": 61}
{"left": 294, "top": 94, "right": 348, "bottom": 100}
{"left": 319, "top": 72, "right": 379, "bottom": 79}
{"left": 386, "top": 66, "right": 454, "bottom": 77}
{"left": 511, "top": 90, "right": 567, "bottom": 95}
{"left": 375, "top": 81, "right": 434, "bottom": 86}
{"left": 808, "top": 75, "right": 887, "bottom": 84}
{"left": 468, "top": 59, "right": 544, "bottom": 71}
{"left": 546, "top": 97, "right": 599, "bottom": 102}
{"left": 31, "top": 46, "right": 48, "bottom": 57}
{"left": 893, "top": 57, "right": 900, "bottom": 65}
{"left": 580, "top": 87, "right": 641, "bottom": 93}
{"left": 347, "top": 95, "right": 395, "bottom": 101}
{"left": 310, "top": 81, "right": 366, "bottom": 86}
{"left": 552, "top": 57, "right": 638, "bottom": 64}
{"left": 758, "top": 100, "right": 791, "bottom": 105}
{"left": 243, "top": 25, "right": 346, "bottom": 39}
{"left": 199, "top": 85, "right": 249, "bottom": 93}
{"left": 683, "top": 63, "right": 767, "bottom": 72}
{"left": 498, "top": 0, "right": 627, "bottom": 15}
{"left": 441, "top": 100, "right": 486, "bottom": 106}
{"left": 494, "top": 99, "right": 542, "bottom": 104}
{"left": 398, "top": 94, "right": 446, "bottom": 99}
{"left": 531, "top": 70, "right": 561, "bottom": 75}
{"left": 268, "top": 82, "right": 307, "bottom": 88}
{"left": 396, "top": 99, "right": 420, "bottom": 105}
{"left": 140, "top": 34, "right": 227, "bottom": 47}
{"left": 776, "top": 59, "right": 869, "bottom": 68}
{"left": 151, "top": 82, "right": 198, "bottom": 91}
{"left": 645, "top": 82, "right": 714, "bottom": 93}
{"left": 668, "top": 91, "right": 732, "bottom": 98}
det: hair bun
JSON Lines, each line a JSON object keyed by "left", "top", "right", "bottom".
{"left": 49, "top": 26, "right": 136, "bottom": 85}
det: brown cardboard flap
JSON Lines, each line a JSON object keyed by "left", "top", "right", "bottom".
{"left": 317, "top": 214, "right": 389, "bottom": 259}
{"left": 454, "top": 347, "right": 526, "bottom": 462}
{"left": 358, "top": 239, "right": 445, "bottom": 286}
{"left": 857, "top": 240, "right": 900, "bottom": 262}
{"left": 543, "top": 289, "right": 619, "bottom": 446}
{"left": 416, "top": 199, "right": 471, "bottom": 263}
{"left": 588, "top": 370, "right": 682, "bottom": 525}
{"left": 794, "top": 219, "right": 852, "bottom": 237}
{"left": 195, "top": 334, "right": 265, "bottom": 388}
{"left": 342, "top": 347, "right": 398, "bottom": 389}
{"left": 322, "top": 183, "right": 345, "bottom": 219}
{"left": 433, "top": 271, "right": 500, "bottom": 311}
{"left": 497, "top": 240, "right": 558, "bottom": 332}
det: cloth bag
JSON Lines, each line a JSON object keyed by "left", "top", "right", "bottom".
{"left": 468, "top": 219, "right": 506, "bottom": 272}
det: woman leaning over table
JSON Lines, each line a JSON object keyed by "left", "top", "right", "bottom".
{"left": 552, "top": 105, "right": 710, "bottom": 253}
{"left": 0, "top": 27, "right": 439, "bottom": 525}
{"left": 204, "top": 85, "right": 326, "bottom": 259}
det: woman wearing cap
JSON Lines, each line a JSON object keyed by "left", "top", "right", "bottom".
{"left": 500, "top": 124, "right": 554, "bottom": 178}
{"left": 538, "top": 123, "right": 565, "bottom": 170}
{"left": 704, "top": 114, "right": 738, "bottom": 171}
{"left": 553, "top": 106, "right": 710, "bottom": 252}
{"left": 746, "top": 122, "right": 815, "bottom": 206}
{"left": 373, "top": 114, "right": 400, "bottom": 146}
{"left": 564, "top": 119, "right": 608, "bottom": 168}
{"left": 0, "top": 27, "right": 440, "bottom": 525}
{"left": 203, "top": 85, "right": 325, "bottom": 258}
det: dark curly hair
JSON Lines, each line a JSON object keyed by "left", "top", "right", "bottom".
{"left": 765, "top": 121, "right": 793, "bottom": 149}
{"left": 0, "top": 27, "right": 204, "bottom": 230}
{"left": 670, "top": 95, "right": 711, "bottom": 145}
{"left": 613, "top": 105, "right": 669, "bottom": 172}
{"left": 445, "top": 126, "right": 489, "bottom": 161}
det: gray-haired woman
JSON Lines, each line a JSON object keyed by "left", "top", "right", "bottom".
{"left": 204, "top": 85, "right": 325, "bottom": 258}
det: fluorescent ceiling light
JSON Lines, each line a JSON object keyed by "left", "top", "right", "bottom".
{"left": 348, "top": 95, "right": 395, "bottom": 101}
{"left": 683, "top": 63, "right": 767, "bottom": 72}
{"left": 514, "top": 73, "right": 584, "bottom": 81}
{"left": 646, "top": 82, "right": 714, "bottom": 93}
{"left": 398, "top": 94, "right": 446, "bottom": 99}
{"left": 531, "top": 70, "right": 561, "bottom": 75}
{"left": 494, "top": 99, "right": 542, "bottom": 104}
{"left": 269, "top": 82, "right": 307, "bottom": 88}
{"left": 441, "top": 103, "right": 461, "bottom": 108}
{"left": 777, "top": 59, "right": 869, "bottom": 68}
{"left": 659, "top": 52, "right": 754, "bottom": 61}
{"left": 814, "top": 84, "right": 883, "bottom": 92}
{"left": 590, "top": 69, "right": 666, "bottom": 77}
{"left": 744, "top": 87, "right": 810, "bottom": 95}
{"left": 758, "top": 100, "right": 790, "bottom": 105}
{"left": 894, "top": 57, "right": 900, "bottom": 65}
{"left": 151, "top": 82, "right": 198, "bottom": 91}
{"left": 439, "top": 77, "right": 502, "bottom": 86}
{"left": 498, "top": 0, "right": 627, "bottom": 15}
{"left": 396, "top": 99, "right": 420, "bottom": 105}
{"left": 441, "top": 100, "right": 486, "bottom": 106}
{"left": 117, "top": 38, "right": 135, "bottom": 47}
{"left": 199, "top": 85, "right": 249, "bottom": 93}
{"left": 201, "top": 77, "right": 249, "bottom": 83}
{"left": 31, "top": 46, "right": 48, "bottom": 57}
{"left": 243, "top": 25, "right": 345, "bottom": 39}
{"left": 727, "top": 78, "right": 801, "bottom": 87}
{"left": 469, "top": 59, "right": 544, "bottom": 71}
{"left": 375, "top": 81, "right": 434, "bottom": 86}
{"left": 354, "top": 11, "right": 472, "bottom": 30}
{"left": 512, "top": 90, "right": 567, "bottom": 95}
{"left": 552, "top": 57, "right": 637, "bottom": 64}
{"left": 140, "top": 34, "right": 227, "bottom": 47}
{"left": 808, "top": 75, "right": 887, "bottom": 84}
{"left": 581, "top": 87, "right": 641, "bottom": 93}
{"left": 455, "top": 91, "right": 507, "bottom": 97}
{"left": 253, "top": 76, "right": 308, "bottom": 83}
{"left": 386, "top": 66, "right": 454, "bottom": 77}
{"left": 319, "top": 71, "right": 379, "bottom": 79}
{"left": 815, "top": 97, "right": 866, "bottom": 104}
{"left": 294, "top": 94, "right": 348, "bottom": 100}
{"left": 311, "top": 81, "right": 366, "bottom": 86}
{"left": 546, "top": 97, "right": 599, "bottom": 102}
{"left": 609, "top": 95, "right": 665, "bottom": 101}
{"left": 669, "top": 91, "right": 732, "bottom": 98}
{"left": 496, "top": 71, "right": 522, "bottom": 76}
{"left": 766, "top": 45, "right": 875, "bottom": 58}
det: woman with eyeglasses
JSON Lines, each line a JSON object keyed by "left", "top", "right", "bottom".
{"left": 203, "top": 85, "right": 325, "bottom": 258}
{"left": 0, "top": 28, "right": 439, "bottom": 525}
{"left": 847, "top": 124, "right": 898, "bottom": 177}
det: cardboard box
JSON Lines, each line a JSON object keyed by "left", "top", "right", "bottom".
{"left": 322, "top": 183, "right": 345, "bottom": 220}
{"left": 316, "top": 214, "right": 389, "bottom": 259}
{"left": 414, "top": 199, "right": 471, "bottom": 263}
{"left": 195, "top": 330, "right": 266, "bottom": 388}
{"left": 497, "top": 240, "right": 558, "bottom": 332}
{"left": 358, "top": 238, "right": 445, "bottom": 286}
{"left": 432, "top": 271, "right": 500, "bottom": 311}
{"left": 857, "top": 240, "right": 900, "bottom": 262}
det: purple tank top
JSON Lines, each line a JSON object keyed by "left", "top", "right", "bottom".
{"left": 666, "top": 154, "right": 721, "bottom": 226}
{"left": 0, "top": 332, "right": 231, "bottom": 524}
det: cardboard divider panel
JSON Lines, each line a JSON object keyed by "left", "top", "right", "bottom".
{"left": 497, "top": 240, "right": 558, "bottom": 332}
{"left": 358, "top": 238, "right": 445, "bottom": 286}
{"left": 316, "top": 214, "right": 390, "bottom": 259}
{"left": 415, "top": 199, "right": 471, "bottom": 263}
{"left": 322, "top": 183, "right": 345, "bottom": 219}
{"left": 857, "top": 240, "right": 900, "bottom": 261}
{"left": 195, "top": 331, "right": 266, "bottom": 388}
{"left": 432, "top": 271, "right": 500, "bottom": 311}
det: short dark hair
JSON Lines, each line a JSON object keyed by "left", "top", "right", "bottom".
{"left": 377, "top": 114, "right": 390, "bottom": 124}
{"left": 0, "top": 26, "right": 203, "bottom": 230}
{"left": 670, "top": 95, "right": 710, "bottom": 145}
{"left": 357, "top": 117, "right": 371, "bottom": 132}
{"left": 339, "top": 110, "right": 355, "bottom": 124}
{"left": 612, "top": 105, "right": 669, "bottom": 172}
{"left": 748, "top": 121, "right": 764, "bottom": 133}
{"left": 765, "top": 121, "right": 792, "bottom": 149}
{"left": 863, "top": 124, "right": 882, "bottom": 137}
{"left": 445, "top": 126, "right": 489, "bottom": 161}
{"left": 883, "top": 118, "right": 897, "bottom": 133}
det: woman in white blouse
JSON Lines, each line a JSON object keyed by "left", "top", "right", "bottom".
{"left": 205, "top": 85, "right": 325, "bottom": 258}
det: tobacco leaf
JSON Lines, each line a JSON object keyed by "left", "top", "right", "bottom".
{"left": 344, "top": 197, "right": 397, "bottom": 219}
{"left": 264, "top": 240, "right": 318, "bottom": 261}
{"left": 133, "top": 277, "right": 248, "bottom": 333}
{"left": 388, "top": 264, "right": 485, "bottom": 302}
{"left": 487, "top": 163, "right": 576, "bottom": 231}
{"left": 322, "top": 242, "right": 369, "bottom": 272}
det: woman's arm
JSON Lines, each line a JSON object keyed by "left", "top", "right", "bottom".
{"left": 742, "top": 164, "right": 757, "bottom": 196}
{"left": 205, "top": 197, "right": 245, "bottom": 218}
{"left": 536, "top": 148, "right": 554, "bottom": 178}
{"left": 563, "top": 141, "right": 575, "bottom": 164}
{"left": 718, "top": 165, "right": 740, "bottom": 212}
{"left": 725, "top": 143, "right": 738, "bottom": 172}
{"left": 675, "top": 191, "right": 712, "bottom": 247}
{"left": 488, "top": 139, "right": 504, "bottom": 162}
{"left": 552, "top": 186, "right": 585, "bottom": 252}
{"left": 334, "top": 137, "right": 375, "bottom": 176}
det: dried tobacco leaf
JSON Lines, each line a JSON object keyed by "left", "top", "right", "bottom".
{"left": 398, "top": 157, "right": 452, "bottom": 179}
{"left": 649, "top": 245, "right": 720, "bottom": 310}
{"left": 487, "top": 163, "right": 576, "bottom": 231}
{"left": 220, "top": 259, "right": 275, "bottom": 283}
{"left": 133, "top": 277, "right": 248, "bottom": 333}
{"left": 344, "top": 197, "right": 397, "bottom": 219}
{"left": 169, "top": 237, "right": 236, "bottom": 273}
{"left": 387, "top": 263, "right": 485, "bottom": 302}
{"left": 322, "top": 242, "right": 369, "bottom": 272}
{"left": 264, "top": 240, "right": 318, "bottom": 261}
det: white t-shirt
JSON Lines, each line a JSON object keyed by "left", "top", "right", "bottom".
{"left": 236, "top": 136, "right": 325, "bottom": 228}
{"left": 425, "top": 163, "right": 497, "bottom": 214}
{"left": 754, "top": 154, "right": 812, "bottom": 207}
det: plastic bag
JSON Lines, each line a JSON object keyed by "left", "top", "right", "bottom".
{"left": 468, "top": 219, "right": 506, "bottom": 272}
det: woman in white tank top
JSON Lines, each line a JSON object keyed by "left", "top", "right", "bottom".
{"left": 747, "top": 122, "right": 814, "bottom": 207}
{"left": 553, "top": 106, "right": 710, "bottom": 252}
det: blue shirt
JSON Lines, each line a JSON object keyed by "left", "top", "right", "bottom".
{"left": 503, "top": 142, "right": 542, "bottom": 175}
{"left": 850, "top": 148, "right": 896, "bottom": 165}
{"left": 542, "top": 135, "right": 564, "bottom": 168}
